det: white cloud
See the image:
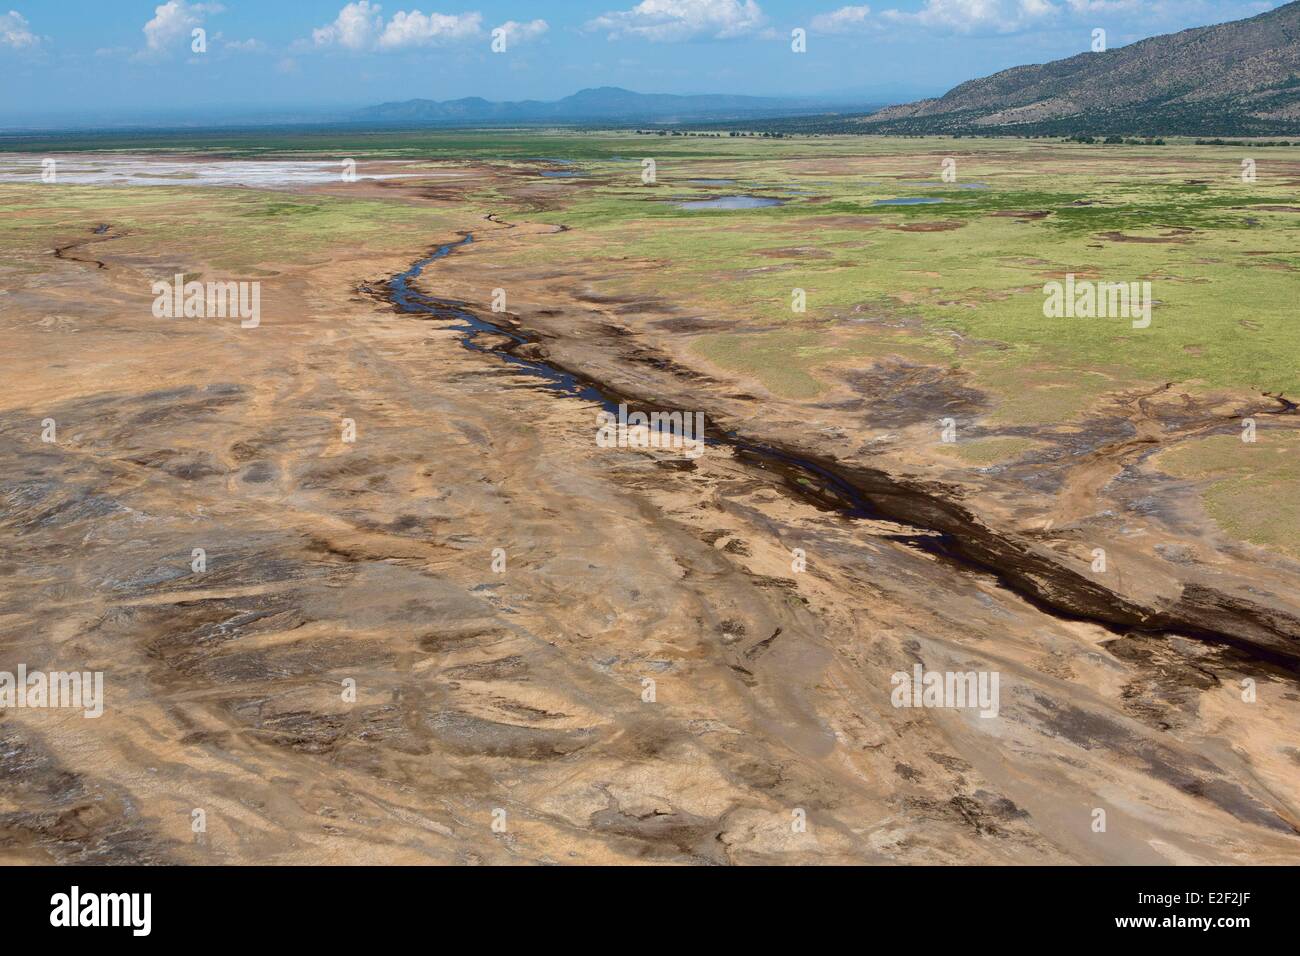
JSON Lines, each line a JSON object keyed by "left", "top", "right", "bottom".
{"left": 587, "top": 0, "right": 767, "bottom": 42}
{"left": 311, "top": 2, "right": 484, "bottom": 50}
{"left": 379, "top": 9, "right": 482, "bottom": 47}
{"left": 0, "top": 9, "right": 37, "bottom": 48}
{"left": 882, "top": 0, "right": 1057, "bottom": 34}
{"left": 493, "top": 18, "right": 549, "bottom": 46}
{"left": 312, "top": 1, "right": 383, "bottom": 49}
{"left": 143, "top": 1, "right": 223, "bottom": 53}
{"left": 810, "top": 5, "right": 875, "bottom": 33}
{"left": 224, "top": 38, "right": 266, "bottom": 52}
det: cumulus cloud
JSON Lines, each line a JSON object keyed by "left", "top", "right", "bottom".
{"left": 881, "top": 0, "right": 1057, "bottom": 34}
{"left": 810, "top": 5, "right": 876, "bottom": 33}
{"left": 0, "top": 9, "right": 37, "bottom": 48}
{"left": 379, "top": 9, "right": 482, "bottom": 47}
{"left": 493, "top": 18, "right": 549, "bottom": 46}
{"left": 312, "top": 1, "right": 383, "bottom": 48}
{"left": 143, "top": 1, "right": 223, "bottom": 53}
{"left": 586, "top": 0, "right": 767, "bottom": 42}
{"left": 311, "top": 2, "right": 484, "bottom": 50}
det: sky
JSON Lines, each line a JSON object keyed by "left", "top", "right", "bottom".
{"left": 0, "top": 0, "right": 1287, "bottom": 124}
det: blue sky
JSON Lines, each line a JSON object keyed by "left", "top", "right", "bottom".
{"left": 0, "top": 0, "right": 1286, "bottom": 122}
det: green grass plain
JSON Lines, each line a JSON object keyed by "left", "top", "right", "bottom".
{"left": 484, "top": 137, "right": 1300, "bottom": 405}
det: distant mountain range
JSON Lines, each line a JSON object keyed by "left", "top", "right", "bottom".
{"left": 355, "top": 86, "right": 879, "bottom": 126}
{"left": 857, "top": 1, "right": 1300, "bottom": 136}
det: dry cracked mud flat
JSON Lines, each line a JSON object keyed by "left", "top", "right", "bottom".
{"left": 1, "top": 161, "right": 1298, "bottom": 865}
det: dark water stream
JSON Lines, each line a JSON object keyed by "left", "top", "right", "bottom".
{"left": 386, "top": 233, "right": 908, "bottom": 525}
